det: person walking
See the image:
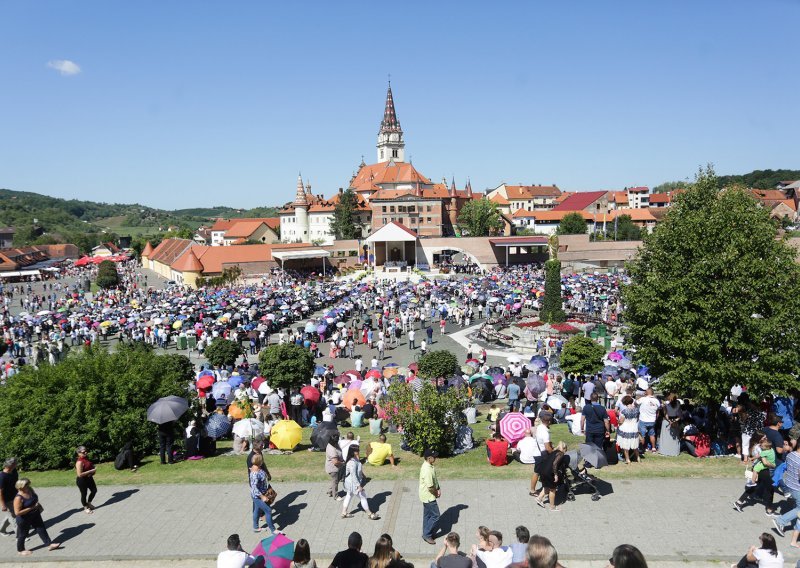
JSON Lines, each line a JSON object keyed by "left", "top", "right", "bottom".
{"left": 419, "top": 449, "right": 441, "bottom": 545}
{"left": 340, "top": 446, "right": 379, "bottom": 520}
{"left": 249, "top": 454, "right": 280, "bottom": 534}
{"left": 13, "top": 478, "right": 60, "bottom": 556}
{"left": 75, "top": 446, "right": 97, "bottom": 514}
{"left": 0, "top": 457, "right": 19, "bottom": 536}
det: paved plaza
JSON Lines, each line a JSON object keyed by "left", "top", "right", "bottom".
{"left": 0, "top": 477, "right": 796, "bottom": 566}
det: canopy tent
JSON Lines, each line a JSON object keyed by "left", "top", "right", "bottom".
{"left": 0, "top": 270, "right": 41, "bottom": 278}
{"left": 272, "top": 249, "right": 331, "bottom": 275}
{"left": 363, "top": 222, "right": 419, "bottom": 268}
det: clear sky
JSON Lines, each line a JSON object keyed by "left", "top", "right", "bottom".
{"left": 1, "top": 1, "right": 798, "bottom": 209}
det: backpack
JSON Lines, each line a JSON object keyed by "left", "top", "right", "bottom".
{"left": 337, "top": 463, "right": 347, "bottom": 483}
{"left": 562, "top": 378, "right": 574, "bottom": 395}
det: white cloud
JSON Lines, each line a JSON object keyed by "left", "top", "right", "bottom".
{"left": 47, "top": 59, "right": 81, "bottom": 76}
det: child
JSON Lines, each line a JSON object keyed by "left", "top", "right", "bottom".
{"left": 523, "top": 403, "right": 536, "bottom": 424}
{"left": 750, "top": 437, "right": 774, "bottom": 486}
{"left": 488, "top": 404, "right": 501, "bottom": 424}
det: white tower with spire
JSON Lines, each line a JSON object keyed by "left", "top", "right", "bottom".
{"left": 376, "top": 83, "right": 405, "bottom": 163}
{"left": 292, "top": 174, "right": 310, "bottom": 243}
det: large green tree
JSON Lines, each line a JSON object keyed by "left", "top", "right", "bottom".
{"left": 417, "top": 350, "right": 458, "bottom": 380}
{"left": 561, "top": 336, "right": 605, "bottom": 376}
{"left": 457, "top": 199, "right": 504, "bottom": 236}
{"left": 331, "top": 188, "right": 359, "bottom": 239}
{"left": 258, "top": 343, "right": 315, "bottom": 389}
{"left": 610, "top": 214, "right": 642, "bottom": 241}
{"left": 624, "top": 166, "right": 800, "bottom": 402}
{"left": 204, "top": 338, "right": 244, "bottom": 368}
{"left": 0, "top": 343, "right": 192, "bottom": 469}
{"left": 557, "top": 212, "right": 587, "bottom": 235}
{"left": 96, "top": 260, "right": 120, "bottom": 289}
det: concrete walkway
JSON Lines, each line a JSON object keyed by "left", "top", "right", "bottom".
{"left": 1, "top": 478, "right": 797, "bottom": 565}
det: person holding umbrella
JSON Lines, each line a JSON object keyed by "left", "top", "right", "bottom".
{"left": 75, "top": 446, "right": 97, "bottom": 514}
{"left": 147, "top": 395, "right": 190, "bottom": 465}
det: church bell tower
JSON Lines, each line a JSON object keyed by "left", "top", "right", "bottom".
{"left": 376, "top": 83, "right": 405, "bottom": 164}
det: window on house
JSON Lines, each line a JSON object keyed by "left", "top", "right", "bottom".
{"left": 427, "top": 217, "right": 432, "bottom": 223}
{"left": 408, "top": 206, "right": 415, "bottom": 212}
{"left": 392, "top": 149, "right": 398, "bottom": 158}
{"left": 380, "top": 150, "right": 384, "bottom": 159}
{"left": 390, "top": 206, "right": 396, "bottom": 213}
{"left": 426, "top": 206, "right": 432, "bottom": 212}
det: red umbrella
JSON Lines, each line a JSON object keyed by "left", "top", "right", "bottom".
{"left": 251, "top": 376, "right": 265, "bottom": 390}
{"left": 196, "top": 376, "right": 214, "bottom": 390}
{"left": 408, "top": 362, "right": 418, "bottom": 372}
{"left": 333, "top": 374, "right": 350, "bottom": 385}
{"left": 365, "top": 369, "right": 382, "bottom": 380}
{"left": 300, "top": 385, "right": 320, "bottom": 404}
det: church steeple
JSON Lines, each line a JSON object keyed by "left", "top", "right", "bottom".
{"left": 376, "top": 82, "right": 405, "bottom": 163}
{"left": 293, "top": 174, "right": 308, "bottom": 206}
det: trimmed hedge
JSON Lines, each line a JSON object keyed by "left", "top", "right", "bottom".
{"left": 0, "top": 343, "right": 193, "bottom": 470}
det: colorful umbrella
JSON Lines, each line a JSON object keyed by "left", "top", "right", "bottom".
{"left": 607, "top": 351, "right": 624, "bottom": 362}
{"left": 252, "top": 377, "right": 266, "bottom": 390}
{"left": 270, "top": 420, "right": 302, "bottom": 450}
{"left": 228, "top": 402, "right": 245, "bottom": 420}
{"left": 343, "top": 388, "right": 366, "bottom": 410}
{"left": 300, "top": 385, "right": 320, "bottom": 405}
{"left": 499, "top": 412, "right": 530, "bottom": 445}
{"left": 205, "top": 413, "right": 232, "bottom": 438}
{"left": 196, "top": 376, "right": 215, "bottom": 390}
{"left": 365, "top": 369, "right": 382, "bottom": 380}
{"left": 251, "top": 533, "right": 295, "bottom": 568}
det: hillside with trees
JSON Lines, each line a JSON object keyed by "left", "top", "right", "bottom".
{"left": 654, "top": 169, "right": 800, "bottom": 193}
{"left": 0, "top": 188, "right": 280, "bottom": 252}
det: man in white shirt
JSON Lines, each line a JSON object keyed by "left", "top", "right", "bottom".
{"left": 472, "top": 531, "right": 513, "bottom": 568}
{"left": 515, "top": 430, "right": 538, "bottom": 465}
{"left": 637, "top": 388, "right": 661, "bottom": 452}
{"left": 217, "top": 534, "right": 259, "bottom": 568}
{"left": 354, "top": 357, "right": 363, "bottom": 373}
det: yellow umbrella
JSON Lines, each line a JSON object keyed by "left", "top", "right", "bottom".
{"left": 228, "top": 402, "right": 245, "bottom": 420}
{"left": 270, "top": 420, "right": 302, "bottom": 450}
{"left": 100, "top": 321, "right": 113, "bottom": 327}
{"left": 172, "top": 320, "right": 183, "bottom": 329}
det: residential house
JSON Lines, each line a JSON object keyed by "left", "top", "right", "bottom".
{"left": 485, "top": 184, "right": 562, "bottom": 213}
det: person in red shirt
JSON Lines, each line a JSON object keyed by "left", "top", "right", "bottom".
{"left": 486, "top": 433, "right": 509, "bottom": 466}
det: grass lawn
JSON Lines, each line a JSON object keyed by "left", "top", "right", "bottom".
{"left": 26, "top": 412, "right": 742, "bottom": 488}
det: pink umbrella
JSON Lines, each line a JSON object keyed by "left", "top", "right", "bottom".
{"left": 349, "top": 379, "right": 363, "bottom": 391}
{"left": 608, "top": 351, "right": 623, "bottom": 362}
{"left": 499, "top": 412, "right": 530, "bottom": 446}
{"left": 365, "top": 369, "right": 382, "bottom": 380}
{"left": 301, "top": 385, "right": 320, "bottom": 404}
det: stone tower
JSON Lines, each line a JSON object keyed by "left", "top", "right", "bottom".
{"left": 293, "top": 174, "right": 310, "bottom": 243}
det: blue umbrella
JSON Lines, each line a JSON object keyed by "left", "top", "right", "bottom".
{"left": 618, "top": 358, "right": 632, "bottom": 370}
{"left": 212, "top": 381, "right": 232, "bottom": 400}
{"left": 529, "top": 356, "right": 548, "bottom": 370}
{"left": 602, "top": 365, "right": 619, "bottom": 377}
{"left": 228, "top": 375, "right": 245, "bottom": 388}
{"left": 205, "top": 413, "right": 232, "bottom": 438}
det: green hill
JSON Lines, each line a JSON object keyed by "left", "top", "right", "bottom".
{"left": 0, "top": 188, "right": 280, "bottom": 252}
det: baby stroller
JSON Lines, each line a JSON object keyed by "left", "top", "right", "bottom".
{"left": 564, "top": 444, "right": 606, "bottom": 502}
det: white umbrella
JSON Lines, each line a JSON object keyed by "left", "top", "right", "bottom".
{"left": 37, "top": 310, "right": 51, "bottom": 316}
{"left": 257, "top": 382, "right": 272, "bottom": 395}
{"left": 546, "top": 394, "right": 569, "bottom": 409}
{"left": 507, "top": 355, "right": 521, "bottom": 364}
{"left": 232, "top": 418, "right": 265, "bottom": 439}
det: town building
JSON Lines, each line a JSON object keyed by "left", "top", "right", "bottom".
{"left": 485, "top": 184, "right": 562, "bottom": 214}
{"left": 206, "top": 218, "right": 280, "bottom": 246}
{"left": 0, "top": 228, "right": 15, "bottom": 249}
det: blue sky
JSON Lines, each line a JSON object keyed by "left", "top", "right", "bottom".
{"left": 1, "top": 1, "right": 798, "bottom": 209}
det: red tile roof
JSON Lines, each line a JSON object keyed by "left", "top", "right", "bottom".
{"left": 349, "top": 161, "right": 431, "bottom": 192}
{"left": 224, "top": 221, "right": 267, "bottom": 239}
{"left": 627, "top": 186, "right": 649, "bottom": 193}
{"left": 148, "top": 238, "right": 194, "bottom": 266}
{"left": 209, "top": 219, "right": 236, "bottom": 232}
{"left": 141, "top": 242, "right": 154, "bottom": 256}
{"left": 171, "top": 248, "right": 204, "bottom": 272}
{"left": 552, "top": 191, "right": 608, "bottom": 212}
{"left": 504, "top": 185, "right": 561, "bottom": 199}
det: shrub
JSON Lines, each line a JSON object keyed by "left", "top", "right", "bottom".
{"left": 560, "top": 335, "right": 605, "bottom": 376}
{"left": 95, "top": 260, "right": 120, "bottom": 289}
{"left": 540, "top": 259, "right": 565, "bottom": 323}
{"left": 204, "top": 338, "right": 244, "bottom": 368}
{"left": 258, "top": 343, "right": 315, "bottom": 390}
{"left": 383, "top": 382, "right": 469, "bottom": 456}
{"left": 417, "top": 350, "right": 458, "bottom": 380}
{"left": 0, "top": 343, "right": 193, "bottom": 470}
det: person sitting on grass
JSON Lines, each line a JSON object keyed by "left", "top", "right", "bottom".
{"left": 351, "top": 406, "right": 365, "bottom": 428}
{"left": 366, "top": 434, "right": 396, "bottom": 467}
{"left": 486, "top": 432, "right": 509, "bottom": 467}
{"left": 488, "top": 405, "right": 501, "bottom": 425}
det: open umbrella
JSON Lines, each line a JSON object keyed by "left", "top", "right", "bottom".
{"left": 147, "top": 396, "right": 189, "bottom": 424}
{"left": 343, "top": 389, "right": 366, "bottom": 410}
{"left": 607, "top": 351, "right": 624, "bottom": 362}
{"left": 579, "top": 443, "right": 609, "bottom": 469}
{"left": 252, "top": 376, "right": 266, "bottom": 390}
{"left": 300, "top": 385, "right": 320, "bottom": 405}
{"left": 212, "top": 381, "right": 232, "bottom": 400}
{"left": 228, "top": 402, "right": 246, "bottom": 420}
{"left": 270, "top": 420, "right": 302, "bottom": 450}
{"left": 232, "top": 418, "right": 264, "bottom": 439}
{"left": 529, "top": 355, "right": 548, "bottom": 370}
{"left": 507, "top": 355, "right": 521, "bottom": 364}
{"left": 205, "top": 414, "right": 232, "bottom": 438}
{"left": 196, "top": 375, "right": 215, "bottom": 390}
{"left": 310, "top": 421, "right": 339, "bottom": 451}
{"left": 365, "top": 369, "right": 382, "bottom": 380}
{"left": 469, "top": 373, "right": 492, "bottom": 383}
{"left": 546, "top": 394, "right": 569, "bottom": 409}
{"left": 251, "top": 533, "right": 295, "bottom": 568}
{"left": 525, "top": 375, "right": 547, "bottom": 398}
{"left": 228, "top": 375, "right": 245, "bottom": 388}
{"left": 499, "top": 412, "right": 530, "bottom": 445}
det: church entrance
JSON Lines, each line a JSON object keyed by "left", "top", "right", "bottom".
{"left": 390, "top": 247, "right": 402, "bottom": 262}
